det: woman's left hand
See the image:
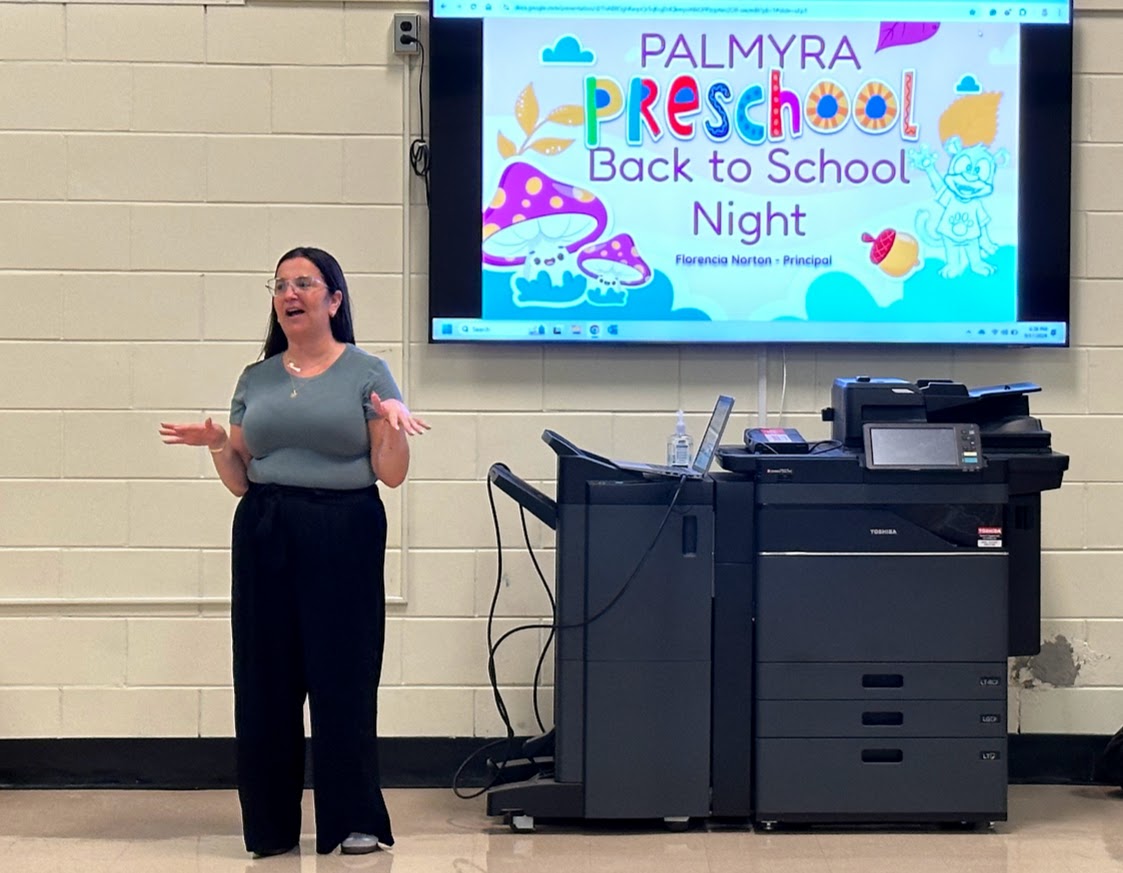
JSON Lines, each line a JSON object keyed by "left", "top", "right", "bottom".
{"left": 371, "top": 393, "right": 431, "bottom": 436}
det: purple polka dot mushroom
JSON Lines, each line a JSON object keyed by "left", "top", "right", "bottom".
{"left": 576, "top": 233, "right": 652, "bottom": 288}
{"left": 482, "top": 161, "right": 608, "bottom": 282}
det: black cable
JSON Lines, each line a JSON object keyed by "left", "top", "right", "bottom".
{"left": 479, "top": 473, "right": 689, "bottom": 714}
{"left": 405, "top": 38, "right": 431, "bottom": 208}
{"left": 484, "top": 472, "right": 511, "bottom": 738}
{"left": 564, "top": 474, "right": 688, "bottom": 629}
{"left": 451, "top": 465, "right": 562, "bottom": 798}
{"left": 452, "top": 737, "right": 513, "bottom": 801}
{"left": 453, "top": 467, "right": 689, "bottom": 799}
{"left": 520, "top": 506, "right": 554, "bottom": 733}
{"left": 531, "top": 626, "right": 554, "bottom": 735}
{"left": 451, "top": 469, "right": 520, "bottom": 799}
{"left": 520, "top": 506, "right": 554, "bottom": 614}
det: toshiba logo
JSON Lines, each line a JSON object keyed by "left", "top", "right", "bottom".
{"left": 870, "top": 528, "right": 898, "bottom": 535}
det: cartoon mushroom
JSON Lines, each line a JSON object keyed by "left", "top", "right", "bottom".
{"left": 576, "top": 233, "right": 652, "bottom": 287}
{"left": 482, "top": 161, "right": 608, "bottom": 283}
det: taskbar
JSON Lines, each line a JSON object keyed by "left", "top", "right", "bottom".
{"left": 432, "top": 319, "right": 1068, "bottom": 344}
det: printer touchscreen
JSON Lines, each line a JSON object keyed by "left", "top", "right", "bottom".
{"left": 863, "top": 422, "right": 983, "bottom": 471}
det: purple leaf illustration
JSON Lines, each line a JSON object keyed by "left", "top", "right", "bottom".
{"left": 876, "top": 22, "right": 940, "bottom": 52}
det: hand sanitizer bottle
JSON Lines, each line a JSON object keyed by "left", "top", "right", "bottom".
{"left": 667, "top": 409, "right": 694, "bottom": 466}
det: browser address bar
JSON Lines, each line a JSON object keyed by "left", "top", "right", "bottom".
{"left": 508, "top": 2, "right": 809, "bottom": 12}
{"left": 435, "top": 0, "right": 1071, "bottom": 21}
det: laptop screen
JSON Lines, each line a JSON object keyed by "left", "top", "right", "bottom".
{"left": 691, "top": 395, "right": 735, "bottom": 475}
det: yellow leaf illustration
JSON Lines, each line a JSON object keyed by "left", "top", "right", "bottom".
{"left": 497, "top": 131, "right": 518, "bottom": 159}
{"left": 529, "top": 137, "right": 575, "bottom": 156}
{"left": 546, "top": 104, "right": 585, "bottom": 126}
{"left": 515, "top": 84, "right": 539, "bottom": 136}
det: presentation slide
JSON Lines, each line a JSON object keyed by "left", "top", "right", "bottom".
{"left": 472, "top": 9, "right": 1048, "bottom": 342}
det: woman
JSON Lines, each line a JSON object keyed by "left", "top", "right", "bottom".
{"left": 160, "top": 247, "right": 428, "bottom": 857}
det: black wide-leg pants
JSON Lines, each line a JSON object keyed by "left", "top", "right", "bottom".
{"left": 231, "top": 482, "right": 394, "bottom": 855}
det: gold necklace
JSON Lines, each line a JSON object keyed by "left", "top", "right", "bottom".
{"left": 282, "top": 347, "right": 336, "bottom": 398}
{"left": 282, "top": 355, "right": 301, "bottom": 398}
{"left": 284, "top": 349, "right": 333, "bottom": 373}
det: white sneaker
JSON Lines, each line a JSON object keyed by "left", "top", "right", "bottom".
{"left": 341, "top": 833, "right": 381, "bottom": 854}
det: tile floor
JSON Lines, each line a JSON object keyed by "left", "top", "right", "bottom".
{"left": 0, "top": 785, "right": 1120, "bottom": 872}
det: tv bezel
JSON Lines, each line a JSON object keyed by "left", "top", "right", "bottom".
{"left": 426, "top": 6, "right": 1074, "bottom": 348}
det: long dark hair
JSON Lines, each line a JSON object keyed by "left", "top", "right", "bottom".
{"left": 261, "top": 246, "right": 356, "bottom": 359}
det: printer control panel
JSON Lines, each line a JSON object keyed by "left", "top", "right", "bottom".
{"left": 956, "top": 424, "right": 983, "bottom": 467}
{"left": 862, "top": 422, "right": 985, "bottom": 471}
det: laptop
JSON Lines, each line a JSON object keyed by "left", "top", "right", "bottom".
{"left": 614, "top": 395, "right": 735, "bottom": 480}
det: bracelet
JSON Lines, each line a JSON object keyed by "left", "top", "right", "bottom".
{"left": 208, "top": 440, "right": 228, "bottom": 454}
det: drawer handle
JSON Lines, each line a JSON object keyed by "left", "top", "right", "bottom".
{"left": 862, "top": 711, "right": 904, "bottom": 726}
{"left": 862, "top": 749, "right": 903, "bottom": 764}
{"left": 862, "top": 673, "right": 904, "bottom": 688}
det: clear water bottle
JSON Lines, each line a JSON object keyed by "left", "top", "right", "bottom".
{"left": 666, "top": 409, "right": 693, "bottom": 466}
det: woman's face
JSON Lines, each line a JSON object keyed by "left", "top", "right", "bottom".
{"left": 272, "top": 257, "right": 342, "bottom": 341}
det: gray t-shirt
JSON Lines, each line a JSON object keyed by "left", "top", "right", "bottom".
{"left": 230, "top": 344, "right": 403, "bottom": 490}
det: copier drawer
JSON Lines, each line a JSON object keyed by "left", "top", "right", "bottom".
{"left": 756, "top": 699, "right": 1007, "bottom": 738}
{"left": 756, "top": 663, "right": 1009, "bottom": 701}
{"left": 755, "top": 738, "right": 1007, "bottom": 821}
{"left": 756, "top": 553, "right": 1007, "bottom": 662}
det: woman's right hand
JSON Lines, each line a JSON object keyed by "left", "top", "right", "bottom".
{"left": 159, "top": 417, "right": 227, "bottom": 451}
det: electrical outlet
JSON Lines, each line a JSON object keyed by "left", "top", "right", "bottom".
{"left": 393, "top": 13, "right": 421, "bottom": 55}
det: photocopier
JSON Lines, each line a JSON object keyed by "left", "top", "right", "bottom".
{"left": 484, "top": 376, "right": 1069, "bottom": 831}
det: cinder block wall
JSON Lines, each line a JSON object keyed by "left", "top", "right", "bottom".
{"left": 0, "top": 0, "right": 1119, "bottom": 741}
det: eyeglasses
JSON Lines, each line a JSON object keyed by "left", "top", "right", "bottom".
{"left": 266, "top": 276, "right": 326, "bottom": 296}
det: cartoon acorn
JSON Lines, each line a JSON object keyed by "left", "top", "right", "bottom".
{"left": 861, "top": 229, "right": 920, "bottom": 278}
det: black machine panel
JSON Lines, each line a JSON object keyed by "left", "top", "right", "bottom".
{"left": 755, "top": 553, "right": 1008, "bottom": 664}
{"left": 755, "top": 662, "right": 1010, "bottom": 701}
{"left": 720, "top": 376, "right": 1068, "bottom": 658}
{"left": 483, "top": 376, "right": 1066, "bottom": 830}
{"left": 754, "top": 738, "right": 1009, "bottom": 822}
{"left": 755, "top": 700, "right": 1007, "bottom": 739}
{"left": 757, "top": 504, "right": 1006, "bottom": 552}
{"left": 485, "top": 432, "right": 716, "bottom": 825}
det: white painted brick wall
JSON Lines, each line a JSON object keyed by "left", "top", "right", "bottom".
{"left": 0, "top": 0, "right": 1119, "bottom": 739}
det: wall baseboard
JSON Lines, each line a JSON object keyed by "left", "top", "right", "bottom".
{"left": 0, "top": 734, "right": 1112, "bottom": 790}
{"left": 0, "top": 738, "right": 494, "bottom": 790}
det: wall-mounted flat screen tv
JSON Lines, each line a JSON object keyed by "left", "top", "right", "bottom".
{"left": 428, "top": 0, "right": 1072, "bottom": 345}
